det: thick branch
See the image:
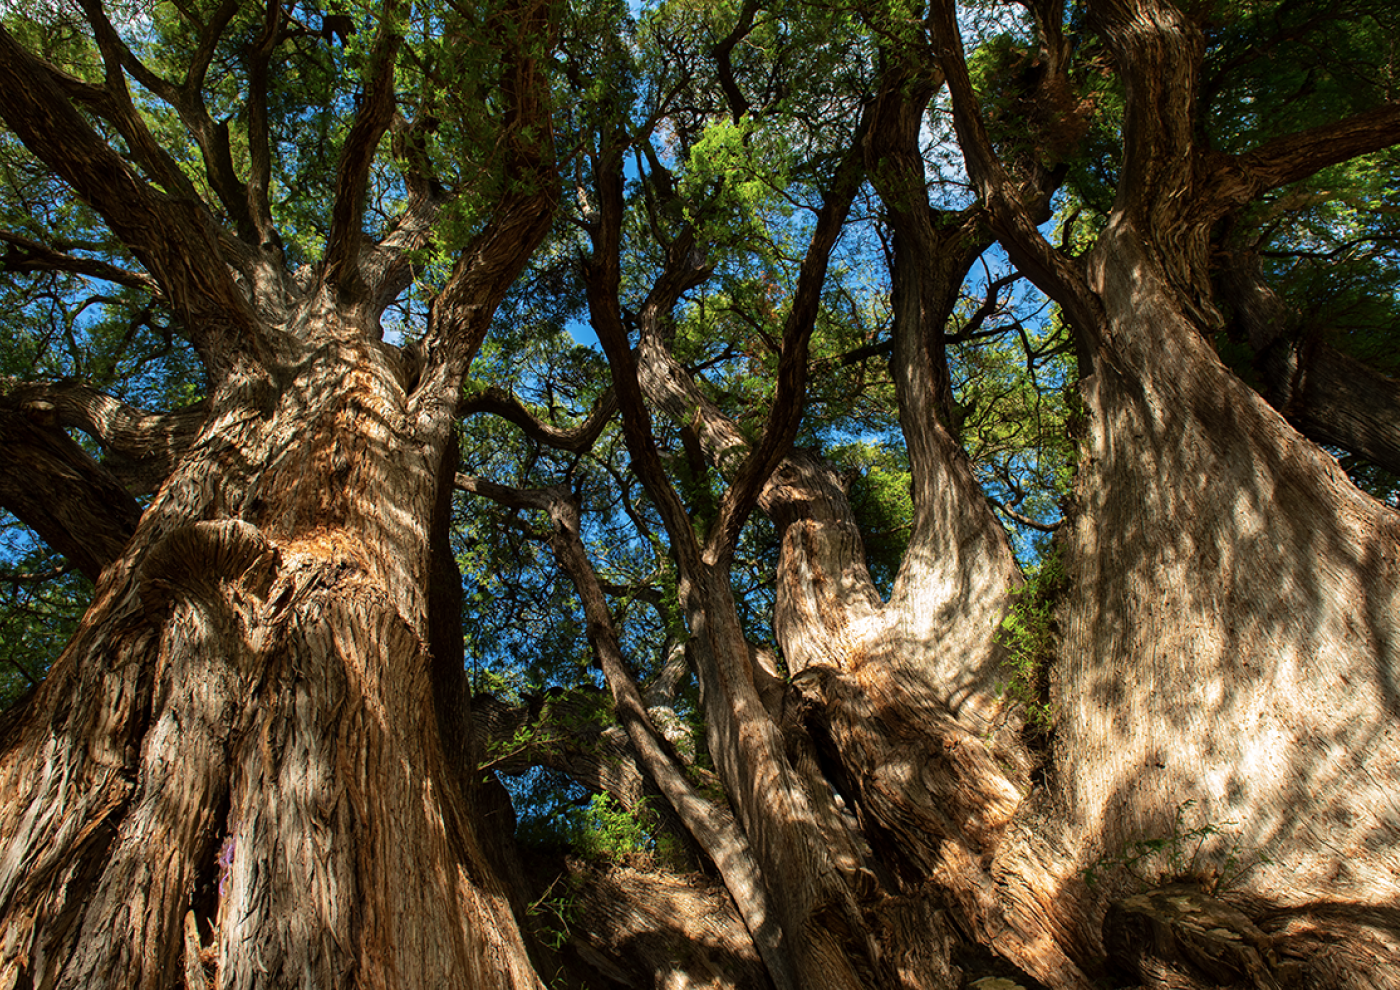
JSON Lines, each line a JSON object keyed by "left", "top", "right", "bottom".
{"left": 175, "top": 0, "right": 253, "bottom": 235}
{"left": 322, "top": 6, "right": 403, "bottom": 306}
{"left": 711, "top": 0, "right": 760, "bottom": 122}
{"left": 584, "top": 141, "right": 709, "bottom": 577}
{"left": 74, "top": 0, "right": 208, "bottom": 205}
{"left": 242, "top": 0, "right": 284, "bottom": 251}
{"left": 423, "top": 0, "right": 558, "bottom": 366}
{"left": 1211, "top": 103, "right": 1400, "bottom": 211}
{"left": 455, "top": 469, "right": 797, "bottom": 989}
{"left": 470, "top": 692, "right": 649, "bottom": 807}
{"left": 0, "top": 232, "right": 157, "bottom": 292}
{"left": 544, "top": 489, "right": 798, "bottom": 990}
{"left": 1, "top": 380, "right": 204, "bottom": 496}
{"left": 0, "top": 26, "right": 259, "bottom": 371}
{"left": 350, "top": 114, "right": 449, "bottom": 316}
{"left": 0, "top": 406, "right": 141, "bottom": 580}
{"left": 459, "top": 386, "right": 617, "bottom": 454}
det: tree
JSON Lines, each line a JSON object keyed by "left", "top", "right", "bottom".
{"left": 1, "top": 0, "right": 1398, "bottom": 988}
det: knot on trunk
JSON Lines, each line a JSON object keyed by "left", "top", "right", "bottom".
{"left": 139, "top": 519, "right": 277, "bottom": 612}
{"left": 1104, "top": 884, "right": 1300, "bottom": 990}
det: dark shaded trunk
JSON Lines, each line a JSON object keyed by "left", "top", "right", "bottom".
{"left": 1216, "top": 250, "right": 1400, "bottom": 477}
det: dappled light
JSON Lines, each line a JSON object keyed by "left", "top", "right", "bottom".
{"left": 2, "top": 0, "right": 1400, "bottom": 987}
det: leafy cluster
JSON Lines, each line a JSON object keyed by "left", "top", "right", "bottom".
{"left": 995, "top": 546, "right": 1065, "bottom": 733}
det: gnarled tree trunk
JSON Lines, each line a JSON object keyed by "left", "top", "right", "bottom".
{"left": 0, "top": 0, "right": 560, "bottom": 979}
{"left": 0, "top": 311, "right": 546, "bottom": 989}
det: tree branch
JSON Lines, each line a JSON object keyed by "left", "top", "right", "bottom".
{"left": 1215, "top": 251, "right": 1400, "bottom": 476}
{"left": 459, "top": 386, "right": 618, "bottom": 454}
{"left": 73, "top": 0, "right": 207, "bottom": 205}
{"left": 1, "top": 379, "right": 205, "bottom": 496}
{"left": 925, "top": 0, "right": 1103, "bottom": 342}
{"left": 421, "top": 0, "right": 558, "bottom": 368}
{"left": 544, "top": 485, "right": 799, "bottom": 990}
{"left": 0, "top": 25, "right": 261, "bottom": 374}
{"left": 0, "top": 404, "right": 141, "bottom": 580}
{"left": 712, "top": 0, "right": 760, "bottom": 123}
{"left": 242, "top": 0, "right": 285, "bottom": 253}
{"left": 708, "top": 119, "right": 869, "bottom": 566}
{"left": 322, "top": 3, "right": 403, "bottom": 306}
{"left": 986, "top": 495, "right": 1062, "bottom": 532}
{"left": 1216, "top": 103, "right": 1400, "bottom": 209}
{"left": 0, "top": 232, "right": 157, "bottom": 292}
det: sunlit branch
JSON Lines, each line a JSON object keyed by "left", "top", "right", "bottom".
{"left": 986, "top": 495, "right": 1062, "bottom": 532}
{"left": 357, "top": 114, "right": 448, "bottom": 315}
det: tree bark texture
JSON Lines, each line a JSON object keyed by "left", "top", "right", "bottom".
{"left": 0, "top": 319, "right": 548, "bottom": 989}
{"left": 1054, "top": 218, "right": 1400, "bottom": 977}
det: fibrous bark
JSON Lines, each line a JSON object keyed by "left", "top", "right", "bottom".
{"left": 0, "top": 1, "right": 560, "bottom": 984}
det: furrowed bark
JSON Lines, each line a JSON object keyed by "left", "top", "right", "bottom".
{"left": 0, "top": 323, "right": 547, "bottom": 990}
{"left": 1003, "top": 0, "right": 1400, "bottom": 982}
{"left": 0, "top": 5, "right": 560, "bottom": 980}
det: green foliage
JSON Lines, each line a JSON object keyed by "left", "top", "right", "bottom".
{"left": 516, "top": 783, "right": 659, "bottom": 866}
{"left": 575, "top": 792, "right": 652, "bottom": 862}
{"left": 995, "top": 546, "right": 1064, "bottom": 732}
{"left": 481, "top": 691, "right": 615, "bottom": 772}
{"left": 1083, "top": 801, "right": 1272, "bottom": 896}
{"left": 0, "top": 522, "right": 89, "bottom": 712}
{"left": 526, "top": 872, "right": 582, "bottom": 951}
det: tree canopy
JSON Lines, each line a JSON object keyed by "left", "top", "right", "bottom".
{"left": 2, "top": 0, "right": 1400, "bottom": 987}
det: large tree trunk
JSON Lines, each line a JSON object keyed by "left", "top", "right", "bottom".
{"left": 0, "top": 311, "right": 543, "bottom": 989}
{"left": 918, "top": 0, "right": 1400, "bottom": 983}
{"left": 1053, "top": 216, "right": 1400, "bottom": 984}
